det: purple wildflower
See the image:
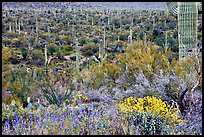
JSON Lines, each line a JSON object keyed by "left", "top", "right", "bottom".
{"left": 51, "top": 130, "right": 54, "bottom": 135}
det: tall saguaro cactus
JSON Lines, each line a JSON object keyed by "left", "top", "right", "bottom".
{"left": 166, "top": 2, "right": 202, "bottom": 60}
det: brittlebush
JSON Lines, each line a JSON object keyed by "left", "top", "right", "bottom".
{"left": 119, "top": 96, "right": 183, "bottom": 126}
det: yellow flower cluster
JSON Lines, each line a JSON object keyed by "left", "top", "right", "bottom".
{"left": 71, "top": 93, "right": 89, "bottom": 105}
{"left": 119, "top": 96, "right": 182, "bottom": 126}
{"left": 76, "top": 93, "right": 89, "bottom": 101}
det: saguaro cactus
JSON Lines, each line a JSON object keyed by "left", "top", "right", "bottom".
{"left": 128, "top": 29, "right": 133, "bottom": 46}
{"left": 44, "top": 44, "right": 48, "bottom": 67}
{"left": 92, "top": 39, "right": 107, "bottom": 66}
{"left": 99, "top": 39, "right": 104, "bottom": 59}
{"left": 166, "top": 2, "right": 202, "bottom": 60}
{"left": 164, "top": 31, "right": 168, "bottom": 52}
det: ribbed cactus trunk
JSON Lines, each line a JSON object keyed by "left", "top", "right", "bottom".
{"left": 167, "top": 2, "right": 202, "bottom": 60}
{"left": 178, "top": 2, "right": 198, "bottom": 60}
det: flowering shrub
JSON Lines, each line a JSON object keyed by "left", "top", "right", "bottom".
{"left": 119, "top": 96, "right": 182, "bottom": 126}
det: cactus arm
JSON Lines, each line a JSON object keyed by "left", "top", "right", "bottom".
{"left": 92, "top": 55, "right": 100, "bottom": 63}
{"left": 166, "top": 2, "right": 178, "bottom": 16}
{"left": 102, "top": 53, "right": 107, "bottom": 61}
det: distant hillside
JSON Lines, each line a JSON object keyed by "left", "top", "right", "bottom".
{"left": 80, "top": 2, "right": 168, "bottom": 10}
{"left": 2, "top": 2, "right": 168, "bottom": 11}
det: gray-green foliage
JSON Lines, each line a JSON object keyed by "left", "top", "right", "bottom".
{"left": 128, "top": 111, "right": 172, "bottom": 135}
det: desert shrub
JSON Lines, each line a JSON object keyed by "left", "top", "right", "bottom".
{"left": 128, "top": 111, "right": 172, "bottom": 135}
{"left": 119, "top": 96, "right": 183, "bottom": 129}
{"left": 80, "top": 43, "right": 98, "bottom": 57}
{"left": 47, "top": 43, "right": 58, "bottom": 55}
{"left": 31, "top": 49, "right": 44, "bottom": 62}
{"left": 7, "top": 68, "right": 35, "bottom": 106}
